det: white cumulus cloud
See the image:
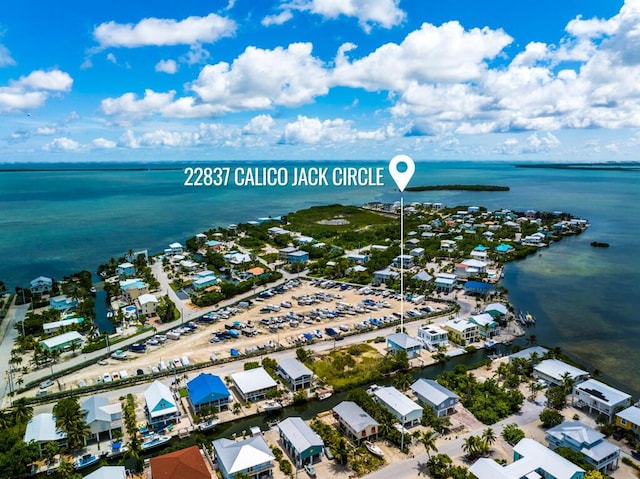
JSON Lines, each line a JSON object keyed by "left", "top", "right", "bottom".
{"left": 0, "top": 69, "right": 73, "bottom": 113}
{"left": 92, "top": 137, "right": 117, "bottom": 149}
{"left": 0, "top": 44, "right": 15, "bottom": 67}
{"left": 93, "top": 13, "right": 236, "bottom": 49}
{"left": 282, "top": 115, "right": 388, "bottom": 144}
{"left": 286, "top": 0, "right": 405, "bottom": 31}
{"left": 100, "top": 89, "right": 176, "bottom": 121}
{"left": 262, "top": 10, "right": 294, "bottom": 26}
{"left": 155, "top": 59, "right": 178, "bottom": 74}
{"left": 44, "top": 137, "right": 81, "bottom": 151}
{"left": 243, "top": 114, "right": 275, "bottom": 134}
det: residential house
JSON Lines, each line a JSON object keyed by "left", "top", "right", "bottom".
{"left": 187, "top": 373, "right": 231, "bottom": 413}
{"left": 470, "top": 245, "right": 488, "bottom": 260}
{"left": 333, "top": 401, "right": 379, "bottom": 444}
{"left": 144, "top": 380, "right": 180, "bottom": 428}
{"left": 49, "top": 294, "right": 79, "bottom": 311}
{"left": 268, "top": 227, "right": 290, "bottom": 237}
{"left": 411, "top": 379, "right": 459, "bottom": 417}
{"left": 546, "top": 421, "right": 620, "bottom": 473}
{"left": 286, "top": 250, "right": 309, "bottom": 264}
{"left": 42, "top": 316, "right": 84, "bottom": 334}
{"left": 138, "top": 293, "right": 159, "bottom": 316}
{"left": 212, "top": 436, "right": 275, "bottom": 479}
{"left": 119, "top": 278, "right": 148, "bottom": 302}
{"left": 509, "top": 346, "right": 549, "bottom": 363}
{"left": 165, "top": 242, "right": 183, "bottom": 256}
{"left": 150, "top": 445, "right": 211, "bottom": 479}
{"left": 278, "top": 247, "right": 298, "bottom": 261}
{"left": 573, "top": 379, "right": 632, "bottom": 422}
{"left": 30, "top": 276, "right": 53, "bottom": 294}
{"left": 83, "top": 466, "right": 126, "bottom": 479}
{"left": 23, "top": 413, "right": 66, "bottom": 455}
{"left": 410, "top": 247, "right": 425, "bottom": 258}
{"left": 440, "top": 239, "right": 456, "bottom": 252}
{"left": 193, "top": 272, "right": 218, "bottom": 290}
{"left": 417, "top": 324, "right": 448, "bottom": 351}
{"left": 278, "top": 417, "right": 324, "bottom": 467}
{"left": 386, "top": 332, "right": 423, "bottom": 359}
{"left": 533, "top": 359, "right": 589, "bottom": 387}
{"left": 615, "top": 405, "right": 640, "bottom": 433}
{"left": 470, "top": 438, "right": 584, "bottom": 479}
{"left": 495, "top": 243, "right": 515, "bottom": 254}
{"left": 373, "top": 386, "right": 423, "bottom": 427}
{"left": 277, "top": 358, "right": 314, "bottom": 391}
{"left": 455, "top": 259, "right": 487, "bottom": 278}
{"left": 444, "top": 318, "right": 478, "bottom": 345}
{"left": 40, "top": 331, "right": 84, "bottom": 352}
{"left": 412, "top": 271, "right": 433, "bottom": 283}
{"left": 205, "top": 239, "right": 225, "bottom": 250}
{"left": 483, "top": 303, "right": 509, "bottom": 319}
{"left": 469, "top": 313, "right": 499, "bottom": 338}
{"left": 246, "top": 267, "right": 266, "bottom": 278}
{"left": 231, "top": 368, "right": 278, "bottom": 402}
{"left": 372, "top": 269, "right": 399, "bottom": 286}
{"left": 81, "top": 396, "right": 122, "bottom": 441}
{"left": 224, "top": 251, "right": 253, "bottom": 265}
{"left": 116, "top": 262, "right": 135, "bottom": 278}
{"left": 347, "top": 253, "right": 369, "bottom": 264}
{"left": 295, "top": 235, "right": 315, "bottom": 245}
{"left": 179, "top": 259, "right": 200, "bottom": 271}
{"left": 434, "top": 273, "right": 457, "bottom": 293}
{"left": 463, "top": 281, "right": 493, "bottom": 297}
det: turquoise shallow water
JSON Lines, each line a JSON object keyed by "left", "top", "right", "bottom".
{"left": 1, "top": 160, "right": 639, "bottom": 394}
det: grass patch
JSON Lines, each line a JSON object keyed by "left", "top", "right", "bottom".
{"left": 310, "top": 343, "right": 383, "bottom": 390}
{"left": 179, "top": 387, "right": 188, "bottom": 398}
{"left": 287, "top": 205, "right": 392, "bottom": 238}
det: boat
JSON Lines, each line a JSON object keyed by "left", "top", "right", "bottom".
{"left": 261, "top": 400, "right": 283, "bottom": 412}
{"left": 304, "top": 463, "right": 317, "bottom": 477}
{"left": 110, "top": 350, "right": 128, "bottom": 360}
{"left": 128, "top": 343, "right": 146, "bottom": 352}
{"left": 74, "top": 453, "right": 99, "bottom": 470}
{"left": 318, "top": 392, "right": 333, "bottom": 401}
{"left": 90, "top": 286, "right": 97, "bottom": 296}
{"left": 484, "top": 339, "right": 496, "bottom": 349}
{"left": 141, "top": 435, "right": 171, "bottom": 450}
{"left": 364, "top": 441, "right": 384, "bottom": 457}
{"left": 108, "top": 440, "right": 128, "bottom": 457}
{"left": 198, "top": 418, "right": 220, "bottom": 431}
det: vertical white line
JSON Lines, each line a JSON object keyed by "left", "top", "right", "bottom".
{"left": 400, "top": 196, "right": 404, "bottom": 333}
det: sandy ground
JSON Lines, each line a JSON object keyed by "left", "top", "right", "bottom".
{"left": 58, "top": 282, "right": 451, "bottom": 390}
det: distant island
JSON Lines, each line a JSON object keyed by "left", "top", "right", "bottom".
{"left": 405, "top": 184, "right": 510, "bottom": 192}
{"left": 516, "top": 162, "right": 640, "bottom": 171}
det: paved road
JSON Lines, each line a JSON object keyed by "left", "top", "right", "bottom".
{"left": 0, "top": 298, "right": 29, "bottom": 401}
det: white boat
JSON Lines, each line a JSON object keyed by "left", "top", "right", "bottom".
{"left": 364, "top": 441, "right": 384, "bottom": 457}
{"left": 198, "top": 418, "right": 220, "bottom": 431}
{"left": 318, "top": 392, "right": 333, "bottom": 401}
{"left": 262, "top": 400, "right": 283, "bottom": 412}
{"left": 74, "top": 454, "right": 99, "bottom": 470}
{"left": 141, "top": 434, "right": 171, "bottom": 450}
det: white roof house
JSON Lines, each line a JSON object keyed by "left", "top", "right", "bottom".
{"left": 373, "top": 386, "right": 423, "bottom": 426}
{"left": 144, "top": 380, "right": 178, "bottom": 420}
{"left": 470, "top": 438, "right": 584, "bottom": 479}
{"left": 332, "top": 401, "right": 380, "bottom": 443}
{"left": 277, "top": 358, "right": 313, "bottom": 391}
{"left": 546, "top": 421, "right": 620, "bottom": 472}
{"left": 24, "top": 413, "right": 66, "bottom": 445}
{"left": 411, "top": 379, "right": 459, "bottom": 416}
{"left": 40, "top": 331, "right": 84, "bottom": 351}
{"left": 83, "top": 466, "right": 127, "bottom": 479}
{"left": 231, "top": 368, "right": 278, "bottom": 401}
{"left": 138, "top": 293, "right": 158, "bottom": 305}
{"left": 509, "top": 346, "right": 549, "bottom": 363}
{"left": 573, "top": 379, "right": 632, "bottom": 421}
{"left": 213, "top": 436, "right": 275, "bottom": 478}
{"left": 82, "top": 396, "right": 122, "bottom": 439}
{"left": 617, "top": 405, "right": 640, "bottom": 428}
{"left": 534, "top": 359, "right": 589, "bottom": 386}
{"left": 42, "top": 316, "right": 84, "bottom": 334}
{"left": 278, "top": 417, "right": 324, "bottom": 466}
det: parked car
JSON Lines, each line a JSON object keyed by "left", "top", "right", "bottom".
{"left": 39, "top": 379, "right": 54, "bottom": 390}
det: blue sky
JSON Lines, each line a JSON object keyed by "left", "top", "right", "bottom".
{"left": 1, "top": 0, "right": 637, "bottom": 162}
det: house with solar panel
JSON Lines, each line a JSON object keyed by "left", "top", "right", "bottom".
{"left": 572, "top": 379, "right": 632, "bottom": 423}
{"left": 278, "top": 417, "right": 324, "bottom": 467}
{"left": 212, "top": 435, "right": 275, "bottom": 479}
{"left": 144, "top": 380, "right": 180, "bottom": 428}
{"left": 187, "top": 373, "right": 231, "bottom": 413}
{"left": 276, "top": 358, "right": 314, "bottom": 391}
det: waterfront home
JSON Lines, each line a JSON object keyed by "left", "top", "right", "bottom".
{"left": 83, "top": 466, "right": 126, "bottom": 479}
{"left": 119, "top": 278, "right": 148, "bottom": 302}
{"left": 42, "top": 315, "right": 84, "bottom": 334}
{"left": 193, "top": 273, "right": 218, "bottom": 290}
{"left": 411, "top": 378, "right": 459, "bottom": 417}
{"left": 347, "top": 253, "right": 370, "bottom": 264}
{"left": 137, "top": 293, "right": 158, "bottom": 316}
{"left": 444, "top": 318, "right": 478, "bottom": 345}
{"left": 82, "top": 396, "right": 122, "bottom": 442}
{"left": 470, "top": 246, "right": 488, "bottom": 260}
{"left": 463, "top": 281, "right": 493, "bottom": 297}
{"left": 372, "top": 268, "right": 399, "bottom": 286}
{"left": 24, "top": 413, "right": 66, "bottom": 455}
{"left": 49, "top": 294, "right": 79, "bottom": 311}
{"left": 144, "top": 380, "right": 180, "bottom": 428}
{"left": 546, "top": 421, "right": 620, "bottom": 473}
{"left": 212, "top": 435, "right": 275, "bottom": 479}
{"left": 439, "top": 239, "right": 456, "bottom": 252}
{"left": 205, "top": 239, "right": 225, "bottom": 250}
{"left": 224, "top": 251, "right": 253, "bottom": 265}
{"left": 522, "top": 232, "right": 546, "bottom": 245}
{"left": 150, "top": 445, "right": 210, "bottom": 479}
{"left": 572, "top": 379, "right": 632, "bottom": 423}
{"left": 495, "top": 243, "right": 515, "bottom": 254}
{"left": 187, "top": 373, "right": 231, "bottom": 413}
{"left": 40, "top": 331, "right": 84, "bottom": 352}
{"left": 278, "top": 417, "right": 324, "bottom": 467}
{"left": 333, "top": 401, "right": 379, "bottom": 444}
{"left": 483, "top": 302, "right": 509, "bottom": 319}
{"left": 412, "top": 271, "right": 433, "bottom": 283}
{"left": 165, "top": 242, "right": 183, "bottom": 256}
{"left": 615, "top": 405, "right": 640, "bottom": 433}
{"left": 231, "top": 368, "right": 278, "bottom": 402}
{"left": 533, "top": 359, "right": 589, "bottom": 387}
{"left": 386, "top": 332, "right": 423, "bottom": 359}
{"left": 276, "top": 358, "right": 314, "bottom": 391}
{"left": 417, "top": 324, "right": 448, "bottom": 351}
{"left": 508, "top": 346, "right": 549, "bottom": 363}
{"left": 470, "top": 438, "right": 584, "bottom": 479}
{"left": 469, "top": 313, "right": 498, "bottom": 338}
{"left": 410, "top": 247, "right": 425, "bottom": 258}
{"left": 455, "top": 259, "right": 487, "bottom": 278}
{"left": 30, "top": 276, "right": 53, "bottom": 294}
{"left": 116, "top": 262, "right": 135, "bottom": 278}
{"left": 434, "top": 273, "right": 457, "bottom": 293}
{"left": 373, "top": 386, "right": 423, "bottom": 427}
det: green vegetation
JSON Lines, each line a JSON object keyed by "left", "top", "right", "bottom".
{"left": 52, "top": 397, "right": 90, "bottom": 452}
{"left": 461, "top": 428, "right": 496, "bottom": 460}
{"left": 424, "top": 453, "right": 472, "bottom": 479}
{"left": 501, "top": 423, "right": 525, "bottom": 445}
{"left": 539, "top": 408, "right": 564, "bottom": 428}
{"left": 405, "top": 184, "right": 509, "bottom": 192}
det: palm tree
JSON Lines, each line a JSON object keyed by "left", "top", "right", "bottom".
{"left": 53, "top": 398, "right": 90, "bottom": 452}
{"left": 11, "top": 397, "right": 33, "bottom": 424}
{"left": 57, "top": 459, "right": 74, "bottom": 477}
{"left": 393, "top": 372, "right": 413, "bottom": 391}
{"left": 420, "top": 429, "right": 438, "bottom": 459}
{"left": 334, "top": 437, "right": 349, "bottom": 466}
{"left": 0, "top": 409, "right": 13, "bottom": 430}
{"left": 482, "top": 427, "right": 496, "bottom": 452}
{"left": 526, "top": 334, "right": 537, "bottom": 346}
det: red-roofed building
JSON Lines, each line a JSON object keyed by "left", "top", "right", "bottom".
{"left": 150, "top": 445, "right": 212, "bottom": 479}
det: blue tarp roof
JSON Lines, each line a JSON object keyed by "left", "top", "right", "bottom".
{"left": 464, "top": 281, "right": 493, "bottom": 293}
{"left": 187, "top": 373, "right": 230, "bottom": 406}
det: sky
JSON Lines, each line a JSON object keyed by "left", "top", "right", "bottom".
{"left": 1, "top": 0, "right": 638, "bottom": 162}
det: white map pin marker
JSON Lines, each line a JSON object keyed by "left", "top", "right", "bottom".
{"left": 389, "top": 154, "right": 415, "bottom": 192}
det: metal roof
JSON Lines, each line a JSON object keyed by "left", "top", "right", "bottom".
{"left": 187, "top": 373, "right": 230, "bottom": 406}
{"left": 617, "top": 405, "right": 640, "bottom": 425}
{"left": 231, "top": 368, "right": 277, "bottom": 394}
{"left": 534, "top": 359, "right": 588, "bottom": 382}
{"left": 278, "top": 417, "right": 324, "bottom": 454}
{"left": 213, "top": 436, "right": 274, "bottom": 474}
{"left": 144, "top": 380, "right": 177, "bottom": 418}
{"left": 387, "top": 332, "right": 423, "bottom": 350}
{"left": 575, "top": 379, "right": 631, "bottom": 406}
{"left": 83, "top": 466, "right": 127, "bottom": 479}
{"left": 277, "top": 358, "right": 313, "bottom": 381}
{"left": 411, "top": 378, "right": 458, "bottom": 407}
{"left": 374, "top": 387, "right": 423, "bottom": 418}
{"left": 24, "top": 413, "right": 66, "bottom": 443}
{"left": 333, "top": 401, "right": 379, "bottom": 432}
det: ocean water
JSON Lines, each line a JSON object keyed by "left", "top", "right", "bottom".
{"left": 1, "top": 160, "right": 639, "bottom": 394}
